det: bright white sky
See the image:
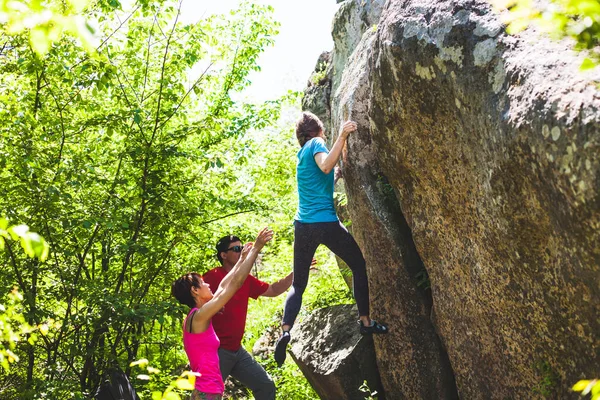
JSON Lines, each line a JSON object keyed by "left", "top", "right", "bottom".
{"left": 180, "top": 0, "right": 339, "bottom": 102}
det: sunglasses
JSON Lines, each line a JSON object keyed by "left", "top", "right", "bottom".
{"left": 226, "top": 245, "right": 243, "bottom": 253}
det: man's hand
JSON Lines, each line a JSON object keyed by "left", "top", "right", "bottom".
{"left": 339, "top": 120, "right": 357, "bottom": 138}
{"left": 254, "top": 227, "right": 274, "bottom": 251}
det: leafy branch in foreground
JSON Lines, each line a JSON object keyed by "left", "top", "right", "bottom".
{"left": 130, "top": 358, "right": 196, "bottom": 400}
{"left": 573, "top": 379, "right": 600, "bottom": 400}
{"left": 0, "top": 218, "right": 49, "bottom": 262}
{"left": 0, "top": 0, "right": 98, "bottom": 55}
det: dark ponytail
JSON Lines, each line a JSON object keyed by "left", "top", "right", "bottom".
{"left": 296, "top": 111, "right": 324, "bottom": 147}
{"left": 172, "top": 273, "right": 202, "bottom": 309}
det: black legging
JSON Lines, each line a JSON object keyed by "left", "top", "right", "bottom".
{"left": 282, "top": 220, "right": 370, "bottom": 327}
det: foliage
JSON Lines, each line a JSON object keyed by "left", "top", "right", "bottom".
{"left": 130, "top": 358, "right": 196, "bottom": 400}
{"left": 0, "top": 289, "right": 56, "bottom": 372}
{"left": 0, "top": 289, "right": 30, "bottom": 371}
{"left": 492, "top": 0, "right": 600, "bottom": 68}
{"left": 0, "top": 0, "right": 293, "bottom": 397}
{"left": 309, "top": 61, "right": 329, "bottom": 86}
{"left": 334, "top": 191, "right": 348, "bottom": 208}
{"left": 415, "top": 268, "right": 431, "bottom": 290}
{"left": 268, "top": 359, "right": 318, "bottom": 399}
{"left": 0, "top": 218, "right": 49, "bottom": 262}
{"left": 359, "top": 380, "right": 379, "bottom": 400}
{"left": 532, "top": 360, "right": 559, "bottom": 397}
{"left": 241, "top": 242, "right": 352, "bottom": 399}
{"left": 0, "top": 0, "right": 356, "bottom": 398}
{"left": 0, "top": 217, "right": 50, "bottom": 374}
{"left": 0, "top": 0, "right": 99, "bottom": 55}
{"left": 573, "top": 379, "right": 600, "bottom": 399}
{"left": 375, "top": 174, "right": 396, "bottom": 202}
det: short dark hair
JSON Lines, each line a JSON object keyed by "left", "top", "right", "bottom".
{"left": 296, "top": 111, "right": 324, "bottom": 147}
{"left": 216, "top": 235, "right": 241, "bottom": 263}
{"left": 171, "top": 273, "right": 202, "bottom": 309}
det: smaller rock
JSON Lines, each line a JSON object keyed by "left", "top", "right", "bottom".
{"left": 288, "top": 304, "right": 385, "bottom": 400}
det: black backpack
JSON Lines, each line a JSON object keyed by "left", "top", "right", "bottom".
{"left": 94, "top": 368, "right": 140, "bottom": 400}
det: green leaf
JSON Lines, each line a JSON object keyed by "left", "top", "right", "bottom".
{"left": 0, "top": 0, "right": 295, "bottom": 391}
{"left": 174, "top": 378, "right": 194, "bottom": 390}
{"left": 30, "top": 27, "right": 52, "bottom": 56}
{"left": 163, "top": 392, "right": 181, "bottom": 400}
{"left": 8, "top": 225, "right": 29, "bottom": 241}
{"left": 1, "top": 358, "right": 9, "bottom": 371}
{"left": 580, "top": 58, "right": 597, "bottom": 71}
{"left": 130, "top": 359, "right": 149, "bottom": 367}
{"left": 20, "top": 237, "right": 35, "bottom": 258}
{"left": 574, "top": 380, "right": 591, "bottom": 391}
{"left": 27, "top": 334, "right": 36, "bottom": 345}
{"left": 27, "top": 233, "right": 49, "bottom": 262}
{"left": 151, "top": 392, "right": 162, "bottom": 400}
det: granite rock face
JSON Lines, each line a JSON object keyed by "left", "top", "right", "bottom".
{"left": 299, "top": 0, "right": 599, "bottom": 398}
{"left": 288, "top": 304, "right": 385, "bottom": 400}
{"left": 366, "top": 1, "right": 599, "bottom": 398}
{"left": 335, "top": 27, "right": 459, "bottom": 399}
{"left": 331, "top": 0, "right": 386, "bottom": 93}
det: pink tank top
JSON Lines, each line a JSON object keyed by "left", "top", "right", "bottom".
{"left": 183, "top": 308, "right": 224, "bottom": 394}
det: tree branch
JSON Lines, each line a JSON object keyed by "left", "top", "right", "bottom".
{"left": 151, "top": 0, "right": 183, "bottom": 145}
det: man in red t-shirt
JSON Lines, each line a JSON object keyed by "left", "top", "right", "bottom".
{"left": 202, "top": 234, "right": 293, "bottom": 400}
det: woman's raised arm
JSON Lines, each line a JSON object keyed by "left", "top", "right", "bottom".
{"left": 314, "top": 120, "right": 357, "bottom": 174}
{"left": 194, "top": 227, "right": 273, "bottom": 323}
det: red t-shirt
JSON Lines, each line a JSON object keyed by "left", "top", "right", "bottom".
{"left": 202, "top": 267, "right": 269, "bottom": 351}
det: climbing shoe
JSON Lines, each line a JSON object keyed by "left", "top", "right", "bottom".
{"left": 274, "top": 331, "right": 291, "bottom": 367}
{"left": 358, "top": 320, "right": 389, "bottom": 335}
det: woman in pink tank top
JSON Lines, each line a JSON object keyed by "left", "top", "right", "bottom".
{"left": 172, "top": 227, "right": 273, "bottom": 400}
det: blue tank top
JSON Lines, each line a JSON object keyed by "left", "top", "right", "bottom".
{"left": 294, "top": 137, "right": 338, "bottom": 223}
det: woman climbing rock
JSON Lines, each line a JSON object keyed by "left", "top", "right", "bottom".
{"left": 274, "top": 112, "right": 388, "bottom": 367}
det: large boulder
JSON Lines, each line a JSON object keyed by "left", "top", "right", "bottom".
{"left": 330, "top": 0, "right": 385, "bottom": 140}
{"left": 335, "top": 27, "right": 459, "bottom": 399}
{"left": 304, "top": 0, "right": 599, "bottom": 398}
{"left": 364, "top": 0, "right": 598, "bottom": 399}
{"left": 288, "top": 304, "right": 385, "bottom": 400}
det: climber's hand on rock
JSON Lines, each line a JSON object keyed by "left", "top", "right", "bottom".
{"left": 340, "top": 121, "right": 357, "bottom": 138}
